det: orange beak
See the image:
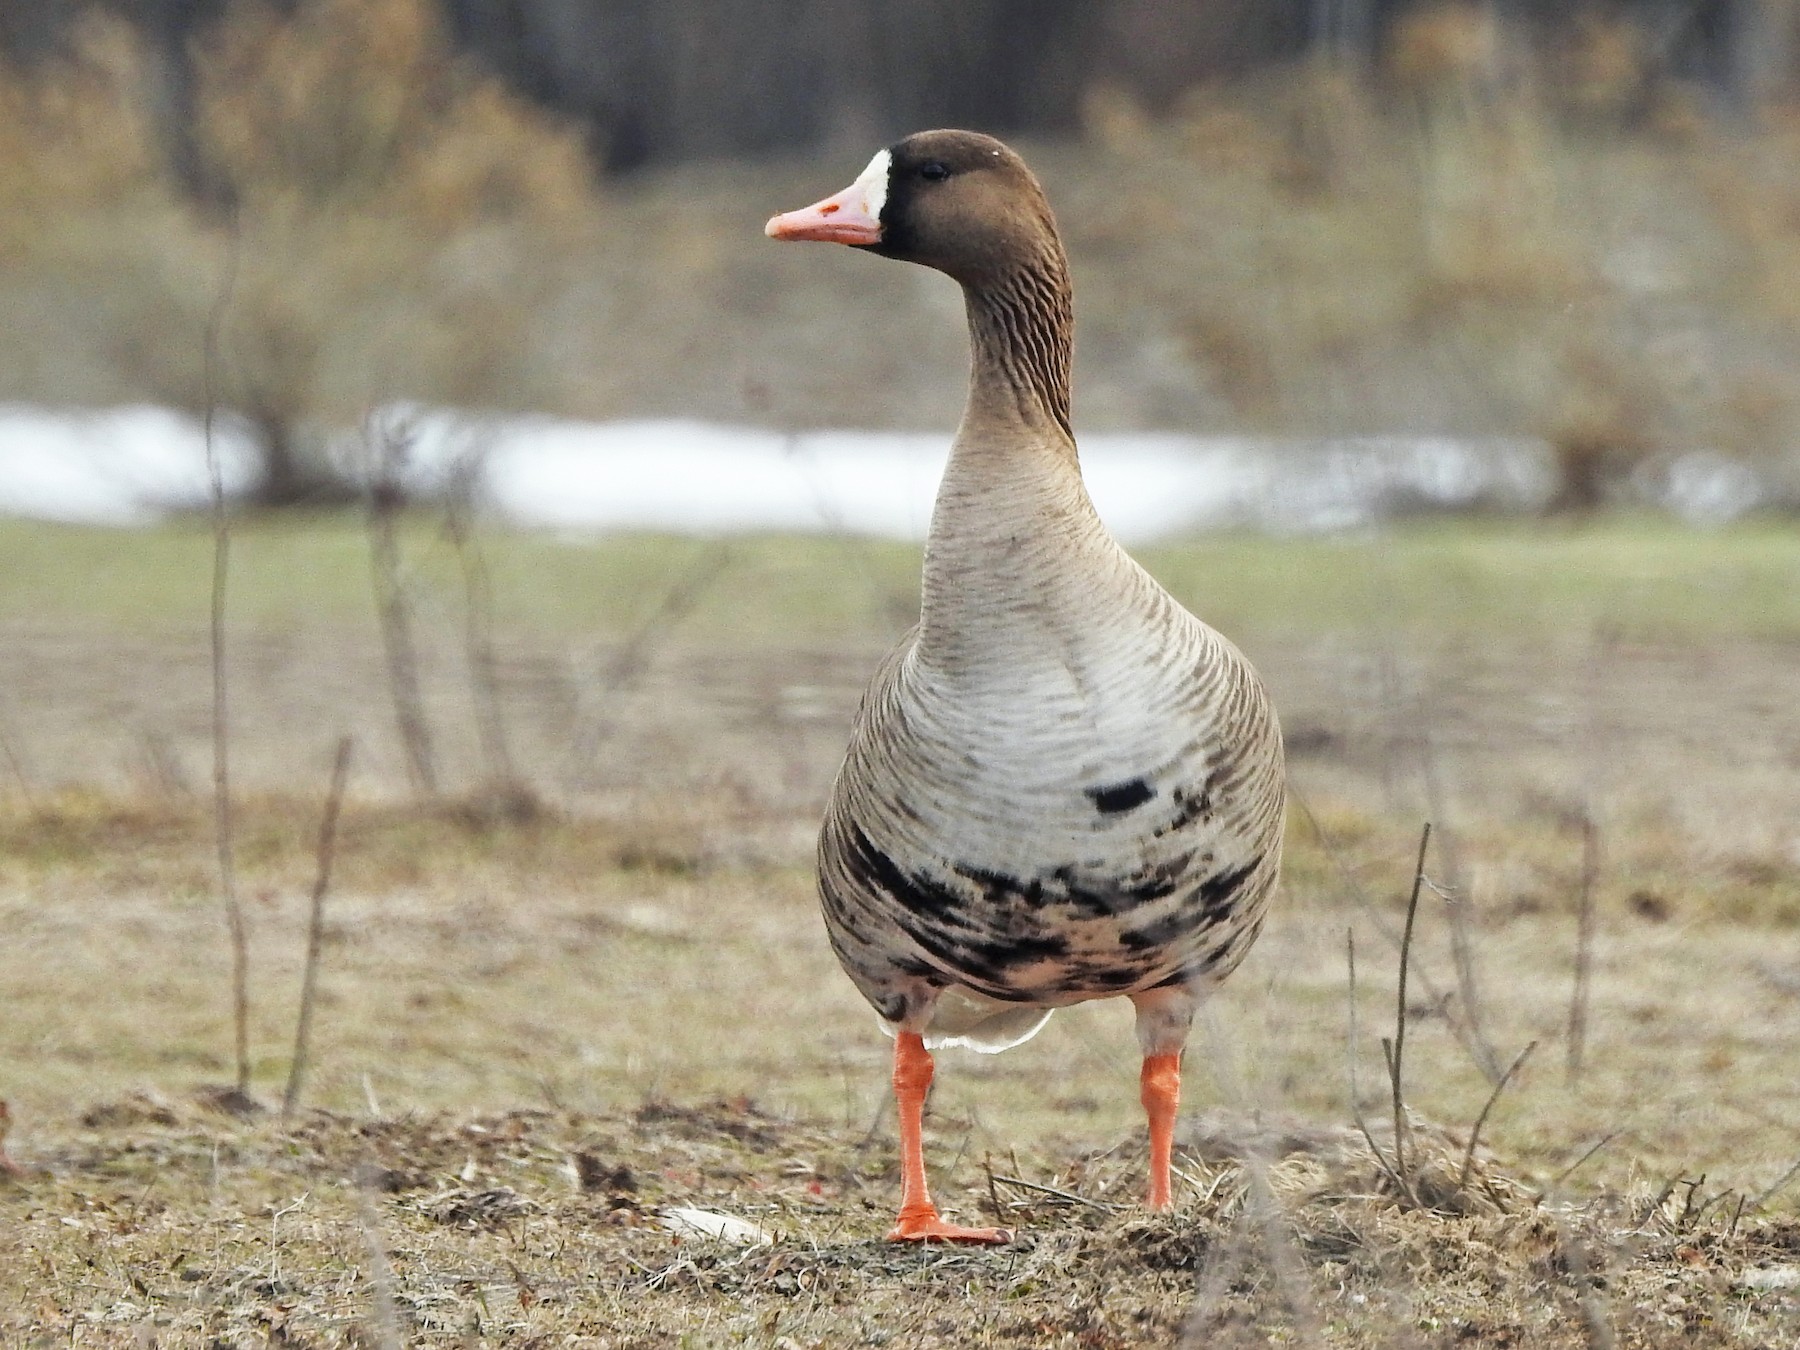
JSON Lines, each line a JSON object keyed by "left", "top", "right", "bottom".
{"left": 766, "top": 149, "right": 889, "bottom": 245}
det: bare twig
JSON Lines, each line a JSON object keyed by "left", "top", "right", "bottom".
{"left": 1570, "top": 624, "right": 1618, "bottom": 1084}
{"left": 1417, "top": 732, "right": 1502, "bottom": 1083}
{"left": 203, "top": 203, "right": 251, "bottom": 1100}
{"left": 1240, "top": 1153, "right": 1326, "bottom": 1348}
{"left": 559, "top": 541, "right": 734, "bottom": 789}
{"left": 1296, "top": 788, "right": 1492, "bottom": 1075}
{"left": 1188, "top": 1005, "right": 1324, "bottom": 1348}
{"left": 1388, "top": 822, "right": 1431, "bottom": 1192}
{"left": 354, "top": 1169, "right": 404, "bottom": 1350}
{"left": 133, "top": 728, "right": 191, "bottom": 800}
{"left": 1180, "top": 1225, "right": 1253, "bottom": 1348}
{"left": 990, "top": 1173, "right": 1121, "bottom": 1213}
{"left": 0, "top": 1100, "right": 23, "bottom": 1176}
{"left": 1550, "top": 1132, "right": 1622, "bottom": 1191}
{"left": 0, "top": 703, "right": 36, "bottom": 808}
{"left": 1750, "top": 1156, "right": 1800, "bottom": 1211}
{"left": 442, "top": 464, "right": 533, "bottom": 813}
{"left": 1346, "top": 928, "right": 1415, "bottom": 1202}
{"left": 1567, "top": 801, "right": 1603, "bottom": 1082}
{"left": 365, "top": 414, "right": 438, "bottom": 798}
{"left": 1458, "top": 1040, "right": 1538, "bottom": 1192}
{"left": 282, "top": 736, "right": 354, "bottom": 1121}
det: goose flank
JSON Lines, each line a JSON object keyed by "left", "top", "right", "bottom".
{"left": 766, "top": 130, "right": 1285, "bottom": 1243}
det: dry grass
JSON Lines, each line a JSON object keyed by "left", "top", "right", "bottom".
{"left": 3, "top": 1074, "right": 1797, "bottom": 1344}
{"left": 1, "top": 789, "right": 1797, "bottom": 1345}
{"left": 2, "top": 518, "right": 1799, "bottom": 1341}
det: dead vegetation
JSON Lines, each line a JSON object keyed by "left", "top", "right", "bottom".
{"left": 2, "top": 1095, "right": 1796, "bottom": 1347}
{"left": 0, "top": 0, "right": 601, "bottom": 505}
{"left": 9, "top": 14, "right": 1800, "bottom": 508}
{"left": 0, "top": 776, "right": 1797, "bottom": 1345}
{"left": 2, "top": 519, "right": 1799, "bottom": 1342}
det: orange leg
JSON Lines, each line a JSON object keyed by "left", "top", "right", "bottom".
{"left": 1141, "top": 1052, "right": 1181, "bottom": 1210}
{"left": 887, "top": 1032, "right": 1010, "bottom": 1243}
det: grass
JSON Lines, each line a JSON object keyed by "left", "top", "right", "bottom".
{"left": 3, "top": 515, "right": 1800, "bottom": 1343}
{"left": 1, "top": 795, "right": 1798, "bottom": 1345}
{"left": 6, "top": 513, "right": 1800, "bottom": 642}
{"left": 4, "top": 1098, "right": 1797, "bottom": 1346}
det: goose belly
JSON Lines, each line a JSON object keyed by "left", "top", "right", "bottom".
{"left": 818, "top": 639, "right": 1284, "bottom": 1016}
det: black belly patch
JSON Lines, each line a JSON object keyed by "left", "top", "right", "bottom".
{"left": 1196, "top": 857, "right": 1260, "bottom": 923}
{"left": 1086, "top": 777, "right": 1154, "bottom": 814}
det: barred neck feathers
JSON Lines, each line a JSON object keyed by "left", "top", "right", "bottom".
{"left": 963, "top": 240, "right": 1073, "bottom": 440}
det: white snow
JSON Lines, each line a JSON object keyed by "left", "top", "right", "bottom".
{"left": 0, "top": 405, "right": 259, "bottom": 525}
{"left": 0, "top": 402, "right": 1756, "bottom": 539}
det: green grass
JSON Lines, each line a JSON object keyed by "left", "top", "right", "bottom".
{"left": 4, "top": 513, "right": 1799, "bottom": 644}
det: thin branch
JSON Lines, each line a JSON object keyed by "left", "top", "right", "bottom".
{"left": 1567, "top": 802, "right": 1603, "bottom": 1082}
{"left": 990, "top": 1173, "right": 1121, "bottom": 1213}
{"left": 282, "top": 736, "right": 354, "bottom": 1121}
{"left": 1550, "top": 1132, "right": 1622, "bottom": 1191}
{"left": 354, "top": 1168, "right": 404, "bottom": 1350}
{"left": 1571, "top": 624, "right": 1616, "bottom": 1084}
{"left": 559, "top": 541, "right": 734, "bottom": 789}
{"left": 203, "top": 202, "right": 250, "bottom": 1100}
{"left": 1459, "top": 1040, "right": 1538, "bottom": 1192}
{"left": 1184, "top": 1005, "right": 1325, "bottom": 1348}
{"left": 1417, "top": 731, "right": 1502, "bottom": 1082}
{"left": 0, "top": 703, "right": 36, "bottom": 809}
{"left": 365, "top": 414, "right": 438, "bottom": 799}
{"left": 0, "top": 1100, "right": 23, "bottom": 1176}
{"left": 1345, "top": 929, "right": 1415, "bottom": 1204}
{"left": 1296, "top": 788, "right": 1494, "bottom": 1075}
{"left": 1750, "top": 1156, "right": 1800, "bottom": 1211}
{"left": 1239, "top": 1152, "right": 1326, "bottom": 1348}
{"left": 1389, "top": 822, "right": 1430, "bottom": 1192}
{"left": 442, "top": 460, "right": 532, "bottom": 813}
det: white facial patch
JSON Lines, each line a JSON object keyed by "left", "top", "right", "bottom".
{"left": 849, "top": 148, "right": 891, "bottom": 223}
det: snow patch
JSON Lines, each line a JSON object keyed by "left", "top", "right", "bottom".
{"left": 0, "top": 405, "right": 1765, "bottom": 539}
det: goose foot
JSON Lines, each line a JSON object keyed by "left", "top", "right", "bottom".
{"left": 887, "top": 1207, "right": 1012, "bottom": 1243}
{"left": 886, "top": 1031, "right": 1013, "bottom": 1243}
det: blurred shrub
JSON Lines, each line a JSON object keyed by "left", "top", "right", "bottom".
{"left": 0, "top": 0, "right": 602, "bottom": 506}
{"left": 1063, "top": 28, "right": 1800, "bottom": 511}
{"left": 4, "top": 1, "right": 1800, "bottom": 516}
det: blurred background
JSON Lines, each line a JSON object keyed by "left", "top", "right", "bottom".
{"left": 4, "top": 0, "right": 1800, "bottom": 512}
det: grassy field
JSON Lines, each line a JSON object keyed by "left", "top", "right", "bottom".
{"left": 6, "top": 514, "right": 1800, "bottom": 639}
{"left": 1, "top": 514, "right": 1798, "bottom": 1345}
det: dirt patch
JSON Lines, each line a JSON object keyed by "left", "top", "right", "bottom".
{"left": 3, "top": 1100, "right": 1794, "bottom": 1346}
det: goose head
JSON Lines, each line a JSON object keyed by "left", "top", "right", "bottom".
{"left": 766, "top": 129, "right": 1061, "bottom": 288}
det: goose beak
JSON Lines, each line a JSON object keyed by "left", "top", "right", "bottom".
{"left": 765, "top": 187, "right": 883, "bottom": 245}
{"left": 767, "top": 150, "right": 890, "bottom": 245}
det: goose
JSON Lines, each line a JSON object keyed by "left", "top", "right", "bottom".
{"left": 766, "top": 130, "right": 1285, "bottom": 1243}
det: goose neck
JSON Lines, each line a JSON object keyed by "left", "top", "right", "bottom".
{"left": 960, "top": 251, "right": 1074, "bottom": 441}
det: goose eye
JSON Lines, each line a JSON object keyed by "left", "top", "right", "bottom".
{"left": 919, "top": 162, "right": 951, "bottom": 182}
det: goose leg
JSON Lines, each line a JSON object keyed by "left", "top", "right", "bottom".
{"left": 1140, "top": 1052, "right": 1181, "bottom": 1210}
{"left": 887, "top": 1032, "right": 1011, "bottom": 1242}
{"left": 1131, "top": 985, "right": 1197, "bottom": 1210}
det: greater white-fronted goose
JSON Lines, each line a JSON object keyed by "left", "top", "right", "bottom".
{"left": 766, "top": 130, "right": 1285, "bottom": 1243}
